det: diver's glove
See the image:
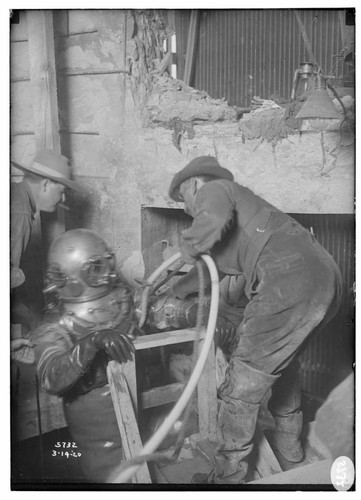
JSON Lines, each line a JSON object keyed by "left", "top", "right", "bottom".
{"left": 36, "top": 326, "right": 135, "bottom": 396}
{"left": 92, "top": 328, "right": 135, "bottom": 363}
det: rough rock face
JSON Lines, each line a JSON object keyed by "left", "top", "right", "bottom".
{"left": 144, "top": 75, "right": 241, "bottom": 150}
{"left": 145, "top": 75, "right": 238, "bottom": 125}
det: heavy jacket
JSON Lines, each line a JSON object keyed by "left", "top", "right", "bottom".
{"left": 33, "top": 315, "right": 109, "bottom": 403}
{"left": 10, "top": 181, "right": 36, "bottom": 268}
{"left": 33, "top": 313, "right": 123, "bottom": 482}
{"left": 173, "top": 179, "right": 292, "bottom": 298}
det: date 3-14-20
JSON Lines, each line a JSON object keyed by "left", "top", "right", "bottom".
{"left": 51, "top": 441, "right": 81, "bottom": 459}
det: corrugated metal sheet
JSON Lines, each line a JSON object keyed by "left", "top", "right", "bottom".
{"left": 175, "top": 9, "right": 347, "bottom": 106}
{"left": 292, "top": 213, "right": 354, "bottom": 398}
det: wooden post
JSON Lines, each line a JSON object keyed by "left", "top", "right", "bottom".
{"left": 197, "top": 338, "right": 217, "bottom": 439}
{"left": 27, "top": 10, "right": 65, "bottom": 240}
{"left": 107, "top": 361, "right": 151, "bottom": 483}
{"left": 122, "top": 358, "right": 138, "bottom": 416}
{"left": 183, "top": 10, "right": 199, "bottom": 86}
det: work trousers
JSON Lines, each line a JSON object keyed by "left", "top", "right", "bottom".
{"left": 216, "top": 222, "right": 343, "bottom": 480}
{"left": 64, "top": 384, "right": 122, "bottom": 483}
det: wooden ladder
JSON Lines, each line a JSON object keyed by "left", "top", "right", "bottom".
{"left": 107, "top": 327, "right": 217, "bottom": 483}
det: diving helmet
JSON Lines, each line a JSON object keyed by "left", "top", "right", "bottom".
{"left": 44, "top": 228, "right": 119, "bottom": 304}
{"left": 44, "top": 229, "right": 135, "bottom": 337}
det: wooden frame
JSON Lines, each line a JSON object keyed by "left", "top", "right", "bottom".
{"left": 107, "top": 327, "right": 218, "bottom": 482}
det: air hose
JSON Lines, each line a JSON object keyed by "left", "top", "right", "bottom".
{"left": 108, "top": 252, "right": 219, "bottom": 483}
{"left": 138, "top": 252, "right": 184, "bottom": 328}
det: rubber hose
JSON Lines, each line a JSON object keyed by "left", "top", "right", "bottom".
{"left": 108, "top": 253, "right": 219, "bottom": 483}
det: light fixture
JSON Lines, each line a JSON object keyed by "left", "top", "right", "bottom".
{"left": 295, "top": 74, "right": 340, "bottom": 120}
{"left": 291, "top": 62, "right": 316, "bottom": 100}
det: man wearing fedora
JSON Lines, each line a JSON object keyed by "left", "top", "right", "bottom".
{"left": 167, "top": 155, "right": 343, "bottom": 484}
{"left": 10, "top": 149, "right": 80, "bottom": 363}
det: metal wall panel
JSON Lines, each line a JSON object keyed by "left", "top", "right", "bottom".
{"left": 291, "top": 214, "right": 354, "bottom": 398}
{"left": 175, "top": 9, "right": 347, "bottom": 106}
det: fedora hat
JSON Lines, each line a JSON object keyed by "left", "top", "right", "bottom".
{"left": 169, "top": 156, "right": 234, "bottom": 201}
{"left": 11, "top": 150, "right": 81, "bottom": 192}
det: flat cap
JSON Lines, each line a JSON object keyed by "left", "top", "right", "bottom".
{"left": 169, "top": 156, "right": 234, "bottom": 201}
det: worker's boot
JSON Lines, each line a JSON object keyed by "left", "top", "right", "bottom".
{"left": 268, "top": 360, "right": 304, "bottom": 463}
{"left": 272, "top": 412, "right": 304, "bottom": 462}
{"left": 192, "top": 359, "right": 279, "bottom": 484}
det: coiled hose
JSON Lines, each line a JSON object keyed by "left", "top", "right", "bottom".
{"left": 108, "top": 252, "right": 219, "bottom": 483}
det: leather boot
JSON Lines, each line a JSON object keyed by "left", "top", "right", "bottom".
{"left": 192, "top": 360, "right": 279, "bottom": 484}
{"left": 272, "top": 412, "right": 304, "bottom": 462}
{"left": 268, "top": 360, "right": 304, "bottom": 462}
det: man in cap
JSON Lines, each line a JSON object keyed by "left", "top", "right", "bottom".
{"left": 167, "top": 155, "right": 343, "bottom": 484}
{"left": 10, "top": 150, "right": 80, "bottom": 363}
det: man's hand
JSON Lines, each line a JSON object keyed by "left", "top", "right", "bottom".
{"left": 92, "top": 329, "right": 135, "bottom": 363}
{"left": 180, "top": 240, "right": 197, "bottom": 265}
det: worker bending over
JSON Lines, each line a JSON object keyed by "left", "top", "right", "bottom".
{"left": 166, "top": 155, "right": 342, "bottom": 484}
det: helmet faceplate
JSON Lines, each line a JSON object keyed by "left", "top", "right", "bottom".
{"left": 44, "top": 229, "right": 118, "bottom": 303}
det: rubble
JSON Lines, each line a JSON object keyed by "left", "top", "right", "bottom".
{"left": 145, "top": 75, "right": 239, "bottom": 125}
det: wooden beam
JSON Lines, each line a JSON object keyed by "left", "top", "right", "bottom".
{"left": 27, "top": 10, "right": 61, "bottom": 153}
{"left": 122, "top": 359, "right": 138, "bottom": 416}
{"left": 27, "top": 10, "right": 65, "bottom": 238}
{"left": 140, "top": 382, "right": 188, "bottom": 409}
{"left": 107, "top": 361, "right": 151, "bottom": 484}
{"left": 183, "top": 10, "right": 200, "bottom": 86}
{"left": 197, "top": 338, "right": 217, "bottom": 439}
{"left": 133, "top": 328, "right": 206, "bottom": 351}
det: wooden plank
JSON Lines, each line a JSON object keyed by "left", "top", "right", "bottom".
{"left": 133, "top": 328, "right": 206, "bottom": 351}
{"left": 253, "top": 426, "right": 283, "bottom": 478}
{"left": 249, "top": 458, "right": 333, "bottom": 485}
{"left": 27, "top": 11, "right": 61, "bottom": 152}
{"left": 140, "top": 382, "right": 188, "bottom": 409}
{"left": 197, "top": 338, "right": 217, "bottom": 439}
{"left": 107, "top": 361, "right": 151, "bottom": 484}
{"left": 183, "top": 10, "right": 200, "bottom": 86}
{"left": 27, "top": 10, "right": 65, "bottom": 239}
{"left": 122, "top": 359, "right": 138, "bottom": 415}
